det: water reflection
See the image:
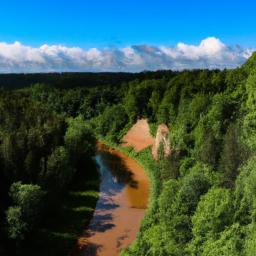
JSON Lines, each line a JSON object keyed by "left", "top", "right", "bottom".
{"left": 71, "top": 144, "right": 149, "bottom": 256}
{"left": 97, "top": 149, "right": 138, "bottom": 190}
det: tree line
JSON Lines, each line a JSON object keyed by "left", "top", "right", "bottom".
{"left": 1, "top": 52, "right": 256, "bottom": 255}
{"left": 0, "top": 91, "right": 96, "bottom": 255}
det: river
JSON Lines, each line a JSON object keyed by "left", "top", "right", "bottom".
{"left": 71, "top": 143, "right": 150, "bottom": 256}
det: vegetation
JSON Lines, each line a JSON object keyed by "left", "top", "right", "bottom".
{"left": 117, "top": 57, "right": 256, "bottom": 256}
{"left": 0, "top": 91, "right": 98, "bottom": 255}
{"left": 1, "top": 52, "right": 256, "bottom": 255}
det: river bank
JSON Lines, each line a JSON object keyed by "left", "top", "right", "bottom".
{"left": 17, "top": 158, "right": 100, "bottom": 256}
{"left": 71, "top": 142, "right": 150, "bottom": 256}
{"left": 98, "top": 140, "right": 160, "bottom": 256}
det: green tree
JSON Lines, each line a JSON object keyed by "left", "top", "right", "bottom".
{"left": 234, "top": 156, "right": 256, "bottom": 225}
{"left": 244, "top": 71, "right": 256, "bottom": 150}
{"left": 244, "top": 223, "right": 256, "bottom": 256}
{"left": 44, "top": 146, "right": 73, "bottom": 192}
{"left": 95, "top": 104, "right": 128, "bottom": 142}
{"left": 220, "top": 123, "right": 246, "bottom": 187}
{"left": 64, "top": 117, "right": 95, "bottom": 166}
{"left": 200, "top": 224, "right": 244, "bottom": 256}
{"left": 189, "top": 188, "right": 233, "bottom": 255}
{"left": 6, "top": 207, "right": 27, "bottom": 240}
{"left": 7, "top": 182, "right": 45, "bottom": 240}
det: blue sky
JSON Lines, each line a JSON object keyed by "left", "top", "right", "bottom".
{"left": 1, "top": 0, "right": 255, "bottom": 47}
{"left": 0, "top": 0, "right": 255, "bottom": 72}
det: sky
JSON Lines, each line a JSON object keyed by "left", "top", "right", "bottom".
{"left": 0, "top": 0, "right": 255, "bottom": 72}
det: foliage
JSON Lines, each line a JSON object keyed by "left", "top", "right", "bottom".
{"left": 64, "top": 116, "right": 96, "bottom": 165}
{"left": 7, "top": 182, "right": 45, "bottom": 241}
{"left": 2, "top": 52, "right": 256, "bottom": 255}
{"left": 6, "top": 207, "right": 27, "bottom": 240}
{"left": 0, "top": 91, "right": 97, "bottom": 255}
{"left": 188, "top": 188, "right": 233, "bottom": 255}
{"left": 94, "top": 104, "right": 129, "bottom": 142}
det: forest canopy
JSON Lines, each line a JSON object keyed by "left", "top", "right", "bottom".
{"left": 1, "top": 52, "right": 256, "bottom": 255}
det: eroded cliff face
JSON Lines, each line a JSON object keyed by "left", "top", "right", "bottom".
{"left": 122, "top": 119, "right": 155, "bottom": 152}
{"left": 152, "top": 124, "right": 170, "bottom": 159}
{"left": 122, "top": 119, "right": 170, "bottom": 159}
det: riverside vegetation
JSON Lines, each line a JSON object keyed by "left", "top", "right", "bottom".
{"left": 1, "top": 53, "right": 256, "bottom": 255}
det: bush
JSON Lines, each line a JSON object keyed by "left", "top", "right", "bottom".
{"left": 7, "top": 182, "right": 45, "bottom": 241}
{"left": 188, "top": 188, "right": 233, "bottom": 255}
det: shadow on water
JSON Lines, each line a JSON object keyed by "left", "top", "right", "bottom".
{"left": 79, "top": 242, "right": 103, "bottom": 256}
{"left": 71, "top": 145, "right": 146, "bottom": 256}
{"left": 96, "top": 200, "right": 119, "bottom": 211}
{"left": 84, "top": 148, "right": 139, "bottom": 232}
{"left": 19, "top": 158, "right": 100, "bottom": 256}
{"left": 97, "top": 148, "right": 138, "bottom": 190}
{"left": 88, "top": 213, "right": 115, "bottom": 233}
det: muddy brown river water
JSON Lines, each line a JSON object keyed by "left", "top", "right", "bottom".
{"left": 71, "top": 143, "right": 150, "bottom": 256}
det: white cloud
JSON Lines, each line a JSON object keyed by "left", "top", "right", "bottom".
{"left": 0, "top": 37, "right": 253, "bottom": 72}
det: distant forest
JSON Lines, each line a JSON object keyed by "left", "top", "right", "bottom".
{"left": 1, "top": 52, "right": 256, "bottom": 256}
{"left": 0, "top": 70, "right": 177, "bottom": 89}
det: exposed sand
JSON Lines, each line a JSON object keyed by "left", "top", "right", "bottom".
{"left": 71, "top": 119, "right": 170, "bottom": 255}
{"left": 122, "top": 119, "right": 170, "bottom": 159}
{"left": 122, "top": 119, "right": 155, "bottom": 152}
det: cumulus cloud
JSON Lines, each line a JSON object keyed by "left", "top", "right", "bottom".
{"left": 0, "top": 37, "right": 254, "bottom": 73}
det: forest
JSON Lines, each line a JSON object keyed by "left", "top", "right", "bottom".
{"left": 1, "top": 52, "right": 256, "bottom": 255}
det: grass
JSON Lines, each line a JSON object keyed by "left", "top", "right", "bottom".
{"left": 25, "top": 159, "right": 100, "bottom": 256}
{"left": 23, "top": 138, "right": 156, "bottom": 256}
{"left": 97, "top": 137, "right": 160, "bottom": 256}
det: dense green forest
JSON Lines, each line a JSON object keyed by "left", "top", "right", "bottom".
{"left": 1, "top": 52, "right": 256, "bottom": 255}
{"left": 0, "top": 71, "right": 176, "bottom": 89}
{"left": 0, "top": 91, "right": 98, "bottom": 255}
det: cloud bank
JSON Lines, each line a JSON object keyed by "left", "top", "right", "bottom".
{"left": 0, "top": 37, "right": 254, "bottom": 73}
